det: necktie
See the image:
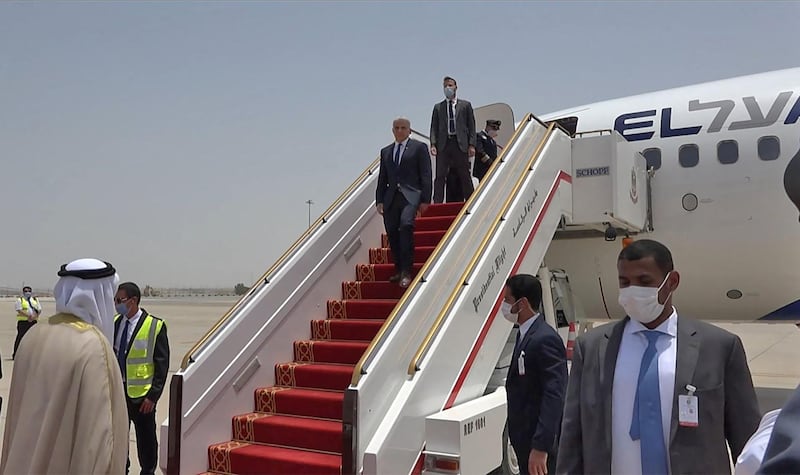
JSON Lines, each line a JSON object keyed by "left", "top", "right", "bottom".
{"left": 630, "top": 330, "right": 668, "bottom": 474}
{"left": 117, "top": 319, "right": 130, "bottom": 380}
{"left": 448, "top": 101, "right": 456, "bottom": 135}
{"left": 514, "top": 330, "right": 521, "bottom": 353}
{"left": 394, "top": 143, "right": 402, "bottom": 166}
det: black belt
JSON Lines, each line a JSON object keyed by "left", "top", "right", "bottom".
{"left": 448, "top": 134, "right": 457, "bottom": 139}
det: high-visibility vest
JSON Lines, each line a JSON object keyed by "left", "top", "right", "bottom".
{"left": 115, "top": 313, "right": 165, "bottom": 399}
{"left": 17, "top": 297, "right": 41, "bottom": 321}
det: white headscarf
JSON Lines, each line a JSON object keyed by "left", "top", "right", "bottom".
{"left": 54, "top": 258, "right": 119, "bottom": 343}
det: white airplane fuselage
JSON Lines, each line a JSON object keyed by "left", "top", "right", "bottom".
{"left": 540, "top": 68, "right": 800, "bottom": 322}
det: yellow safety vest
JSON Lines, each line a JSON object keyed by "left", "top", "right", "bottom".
{"left": 17, "top": 297, "right": 41, "bottom": 321}
{"left": 115, "top": 313, "right": 165, "bottom": 399}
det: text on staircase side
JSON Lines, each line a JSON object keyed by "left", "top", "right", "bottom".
{"left": 471, "top": 246, "right": 507, "bottom": 313}
{"left": 512, "top": 191, "right": 539, "bottom": 238}
{"left": 463, "top": 416, "right": 486, "bottom": 436}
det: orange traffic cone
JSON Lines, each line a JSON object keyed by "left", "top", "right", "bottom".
{"left": 566, "top": 322, "right": 577, "bottom": 360}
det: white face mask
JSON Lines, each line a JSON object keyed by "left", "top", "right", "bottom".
{"left": 618, "top": 272, "right": 672, "bottom": 324}
{"left": 488, "top": 129, "right": 499, "bottom": 138}
{"left": 501, "top": 299, "right": 520, "bottom": 324}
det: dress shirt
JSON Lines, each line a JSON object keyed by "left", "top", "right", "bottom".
{"left": 116, "top": 309, "right": 143, "bottom": 354}
{"left": 611, "top": 308, "right": 678, "bottom": 475}
{"left": 393, "top": 138, "right": 409, "bottom": 166}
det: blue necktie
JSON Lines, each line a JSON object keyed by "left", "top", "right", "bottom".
{"left": 394, "top": 143, "right": 402, "bottom": 166}
{"left": 117, "top": 320, "right": 129, "bottom": 379}
{"left": 630, "top": 330, "right": 668, "bottom": 474}
{"left": 448, "top": 101, "right": 456, "bottom": 135}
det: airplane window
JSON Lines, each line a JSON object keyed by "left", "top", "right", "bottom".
{"left": 758, "top": 136, "right": 780, "bottom": 161}
{"left": 717, "top": 140, "right": 738, "bottom": 164}
{"left": 679, "top": 144, "right": 699, "bottom": 168}
{"left": 642, "top": 148, "right": 662, "bottom": 170}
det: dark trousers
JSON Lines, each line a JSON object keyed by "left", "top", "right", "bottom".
{"left": 126, "top": 397, "right": 158, "bottom": 475}
{"left": 383, "top": 192, "right": 416, "bottom": 274}
{"left": 433, "top": 138, "right": 474, "bottom": 203}
{"left": 512, "top": 442, "right": 557, "bottom": 475}
{"left": 13, "top": 320, "right": 37, "bottom": 358}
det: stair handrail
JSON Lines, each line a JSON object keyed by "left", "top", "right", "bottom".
{"left": 350, "top": 113, "right": 538, "bottom": 386}
{"left": 407, "top": 120, "right": 557, "bottom": 376}
{"left": 179, "top": 155, "right": 382, "bottom": 370}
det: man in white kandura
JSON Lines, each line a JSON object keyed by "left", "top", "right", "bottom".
{"left": 1, "top": 258, "right": 129, "bottom": 475}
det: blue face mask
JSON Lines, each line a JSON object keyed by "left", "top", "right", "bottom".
{"left": 23, "top": 292, "right": 32, "bottom": 299}
{"left": 444, "top": 86, "right": 456, "bottom": 99}
{"left": 116, "top": 302, "right": 128, "bottom": 316}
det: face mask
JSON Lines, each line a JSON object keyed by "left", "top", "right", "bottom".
{"left": 501, "top": 299, "right": 520, "bottom": 324}
{"left": 23, "top": 292, "right": 32, "bottom": 299}
{"left": 618, "top": 272, "right": 672, "bottom": 324}
{"left": 116, "top": 303, "right": 129, "bottom": 317}
{"left": 488, "top": 129, "right": 499, "bottom": 138}
{"left": 444, "top": 86, "right": 456, "bottom": 99}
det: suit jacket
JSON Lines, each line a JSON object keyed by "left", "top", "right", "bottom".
{"left": 757, "top": 385, "right": 800, "bottom": 474}
{"left": 505, "top": 316, "right": 568, "bottom": 455}
{"left": 113, "top": 309, "right": 170, "bottom": 403}
{"left": 376, "top": 138, "right": 432, "bottom": 208}
{"left": 430, "top": 98, "right": 476, "bottom": 154}
{"left": 557, "top": 316, "right": 761, "bottom": 475}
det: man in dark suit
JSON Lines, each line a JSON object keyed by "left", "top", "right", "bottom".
{"left": 474, "top": 119, "right": 501, "bottom": 182}
{"left": 557, "top": 239, "right": 761, "bottom": 475}
{"left": 503, "top": 274, "right": 568, "bottom": 475}
{"left": 114, "top": 281, "right": 170, "bottom": 475}
{"left": 430, "top": 76, "right": 476, "bottom": 203}
{"left": 376, "top": 117, "right": 432, "bottom": 288}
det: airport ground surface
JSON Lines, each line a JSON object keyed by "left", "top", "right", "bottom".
{"left": 0, "top": 297, "right": 797, "bottom": 474}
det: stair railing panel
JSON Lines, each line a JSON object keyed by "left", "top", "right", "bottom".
{"left": 343, "top": 117, "right": 554, "bottom": 474}
{"left": 168, "top": 157, "right": 386, "bottom": 474}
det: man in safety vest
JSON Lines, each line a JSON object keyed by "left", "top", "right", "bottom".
{"left": 13, "top": 285, "right": 42, "bottom": 359}
{"left": 113, "top": 281, "right": 170, "bottom": 475}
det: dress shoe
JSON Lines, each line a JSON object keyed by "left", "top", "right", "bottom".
{"left": 399, "top": 273, "right": 412, "bottom": 288}
{"left": 388, "top": 273, "right": 402, "bottom": 283}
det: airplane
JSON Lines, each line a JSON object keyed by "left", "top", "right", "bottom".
{"left": 536, "top": 67, "right": 800, "bottom": 324}
{"left": 166, "top": 67, "right": 800, "bottom": 475}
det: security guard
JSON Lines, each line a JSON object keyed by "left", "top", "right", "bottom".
{"left": 113, "top": 282, "right": 170, "bottom": 475}
{"left": 473, "top": 119, "right": 501, "bottom": 182}
{"left": 14, "top": 285, "right": 42, "bottom": 358}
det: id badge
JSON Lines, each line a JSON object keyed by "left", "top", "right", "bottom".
{"left": 679, "top": 386, "right": 699, "bottom": 427}
{"left": 518, "top": 351, "right": 526, "bottom": 376}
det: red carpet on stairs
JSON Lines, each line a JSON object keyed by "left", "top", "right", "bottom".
{"left": 206, "top": 201, "right": 463, "bottom": 474}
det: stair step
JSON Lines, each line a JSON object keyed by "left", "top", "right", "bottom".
{"left": 326, "top": 299, "right": 398, "bottom": 319}
{"left": 255, "top": 387, "right": 344, "bottom": 420}
{"left": 208, "top": 441, "right": 340, "bottom": 475}
{"left": 415, "top": 215, "right": 457, "bottom": 231}
{"left": 342, "top": 281, "right": 407, "bottom": 300}
{"left": 233, "top": 413, "right": 343, "bottom": 454}
{"left": 275, "top": 362, "right": 354, "bottom": 391}
{"left": 294, "top": 340, "right": 370, "bottom": 364}
{"left": 369, "top": 246, "right": 435, "bottom": 265}
{"left": 382, "top": 230, "right": 447, "bottom": 248}
{"left": 311, "top": 319, "right": 384, "bottom": 341}
{"left": 356, "top": 263, "right": 422, "bottom": 282}
{"left": 422, "top": 202, "right": 464, "bottom": 217}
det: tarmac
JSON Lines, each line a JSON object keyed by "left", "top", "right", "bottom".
{"left": 0, "top": 297, "right": 798, "bottom": 474}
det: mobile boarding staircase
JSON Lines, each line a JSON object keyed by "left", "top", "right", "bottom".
{"left": 161, "top": 111, "right": 650, "bottom": 475}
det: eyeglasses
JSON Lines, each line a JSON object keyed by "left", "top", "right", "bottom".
{"left": 114, "top": 297, "right": 129, "bottom": 304}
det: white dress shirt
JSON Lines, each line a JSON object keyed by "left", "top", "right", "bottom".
{"left": 735, "top": 409, "right": 782, "bottom": 475}
{"left": 517, "top": 312, "right": 540, "bottom": 344}
{"left": 115, "top": 308, "right": 142, "bottom": 355}
{"left": 611, "top": 308, "right": 678, "bottom": 475}
{"left": 393, "top": 138, "right": 409, "bottom": 166}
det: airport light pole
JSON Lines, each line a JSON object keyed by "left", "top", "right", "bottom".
{"left": 305, "top": 199, "right": 314, "bottom": 228}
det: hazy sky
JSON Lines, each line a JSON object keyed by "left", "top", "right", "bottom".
{"left": 1, "top": 1, "right": 798, "bottom": 289}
